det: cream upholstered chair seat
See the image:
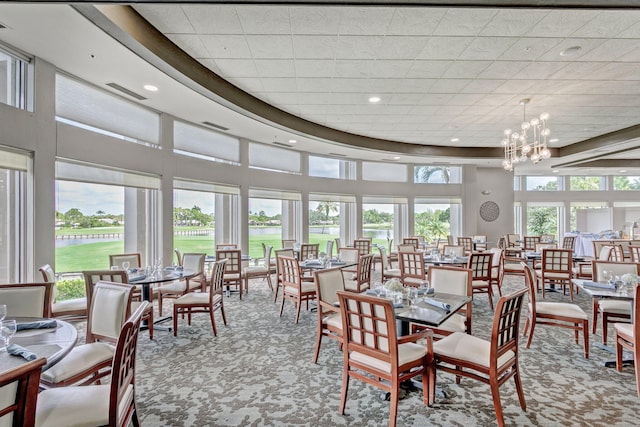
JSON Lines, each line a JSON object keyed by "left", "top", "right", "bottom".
{"left": 52, "top": 297, "right": 87, "bottom": 314}
{"left": 433, "top": 331, "right": 515, "bottom": 369}
{"left": 598, "top": 299, "right": 630, "bottom": 315}
{"left": 37, "top": 384, "right": 133, "bottom": 427}
{"left": 533, "top": 302, "right": 589, "bottom": 319}
{"left": 287, "top": 281, "right": 316, "bottom": 295}
{"left": 436, "top": 313, "right": 466, "bottom": 333}
{"left": 244, "top": 265, "right": 268, "bottom": 276}
{"left": 158, "top": 279, "right": 200, "bottom": 293}
{"left": 351, "top": 343, "right": 427, "bottom": 374}
{"left": 173, "top": 291, "right": 222, "bottom": 305}
{"left": 536, "top": 271, "right": 571, "bottom": 280}
{"left": 614, "top": 322, "right": 633, "bottom": 338}
{"left": 324, "top": 312, "right": 342, "bottom": 329}
{"left": 41, "top": 342, "right": 115, "bottom": 384}
{"left": 223, "top": 272, "right": 241, "bottom": 281}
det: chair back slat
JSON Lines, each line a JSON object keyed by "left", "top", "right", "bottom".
{"left": 0, "top": 283, "right": 53, "bottom": 318}
{"left": 0, "top": 357, "right": 46, "bottom": 427}
{"left": 83, "top": 270, "right": 129, "bottom": 303}
{"left": 216, "top": 250, "right": 241, "bottom": 274}
{"left": 468, "top": 253, "right": 493, "bottom": 281}
{"left": 592, "top": 261, "right": 640, "bottom": 282}
{"left": 87, "top": 281, "right": 133, "bottom": 343}
{"left": 353, "top": 239, "right": 371, "bottom": 255}
{"left": 562, "top": 236, "right": 576, "bottom": 251}
{"left": 300, "top": 243, "right": 320, "bottom": 260}
{"left": 314, "top": 268, "right": 345, "bottom": 306}
{"left": 492, "top": 288, "right": 527, "bottom": 361}
{"left": 541, "top": 249, "right": 571, "bottom": 273}
{"left": 109, "top": 253, "right": 141, "bottom": 269}
{"left": 457, "top": 237, "right": 473, "bottom": 252}
{"left": 523, "top": 236, "right": 541, "bottom": 251}
{"left": 402, "top": 238, "right": 419, "bottom": 250}
{"left": 209, "top": 259, "right": 227, "bottom": 302}
{"left": 400, "top": 251, "right": 426, "bottom": 284}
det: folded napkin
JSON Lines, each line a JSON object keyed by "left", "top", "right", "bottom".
{"left": 417, "top": 288, "right": 435, "bottom": 296}
{"left": 304, "top": 260, "right": 322, "bottom": 266}
{"left": 365, "top": 289, "right": 377, "bottom": 295}
{"left": 16, "top": 320, "right": 57, "bottom": 331}
{"left": 393, "top": 303, "right": 403, "bottom": 308}
{"left": 423, "top": 298, "right": 451, "bottom": 311}
{"left": 7, "top": 344, "right": 36, "bottom": 361}
{"left": 583, "top": 281, "right": 616, "bottom": 290}
{"left": 129, "top": 274, "right": 147, "bottom": 282}
{"left": 330, "top": 261, "right": 346, "bottom": 266}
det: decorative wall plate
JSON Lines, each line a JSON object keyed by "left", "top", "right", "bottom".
{"left": 480, "top": 201, "right": 500, "bottom": 222}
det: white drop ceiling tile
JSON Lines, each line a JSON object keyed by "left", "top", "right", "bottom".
{"left": 246, "top": 35, "right": 293, "bottom": 59}
{"left": 616, "top": 19, "right": 640, "bottom": 38}
{"left": 331, "top": 78, "right": 378, "bottom": 93}
{"left": 337, "top": 7, "right": 395, "bottom": 35}
{"left": 571, "top": 11, "right": 640, "bottom": 37}
{"left": 526, "top": 10, "right": 600, "bottom": 37}
{"left": 514, "top": 62, "right": 568, "bottom": 80}
{"left": 295, "top": 60, "right": 336, "bottom": 77}
{"left": 386, "top": 8, "right": 446, "bottom": 35}
{"left": 298, "top": 104, "right": 328, "bottom": 115}
{"left": 195, "top": 58, "right": 222, "bottom": 75}
{"left": 135, "top": 5, "right": 195, "bottom": 34}
{"left": 417, "top": 94, "right": 455, "bottom": 105}
{"left": 443, "top": 61, "right": 492, "bottom": 79}
{"left": 388, "top": 78, "right": 435, "bottom": 93}
{"left": 448, "top": 93, "right": 485, "bottom": 106}
{"left": 332, "top": 93, "right": 371, "bottom": 105}
{"left": 477, "top": 61, "right": 528, "bottom": 79}
{"left": 296, "top": 78, "right": 334, "bottom": 92}
{"left": 587, "top": 62, "right": 640, "bottom": 80}
{"left": 229, "top": 77, "right": 264, "bottom": 92}
{"left": 371, "top": 60, "right": 413, "bottom": 78}
{"left": 253, "top": 59, "right": 296, "bottom": 77}
{"left": 335, "top": 36, "right": 385, "bottom": 60}
{"left": 549, "top": 61, "right": 609, "bottom": 80}
{"left": 265, "top": 92, "right": 299, "bottom": 105}
{"left": 297, "top": 92, "right": 333, "bottom": 104}
{"left": 499, "top": 38, "right": 564, "bottom": 61}
{"left": 200, "top": 35, "right": 251, "bottom": 58}
{"left": 289, "top": 7, "right": 342, "bottom": 34}
{"left": 577, "top": 39, "right": 640, "bottom": 62}
{"left": 616, "top": 49, "right": 640, "bottom": 62}
{"left": 421, "top": 37, "right": 478, "bottom": 61}
{"left": 182, "top": 5, "right": 243, "bottom": 34}
{"left": 491, "top": 79, "right": 536, "bottom": 95}
{"left": 378, "top": 37, "right": 429, "bottom": 60}
{"left": 236, "top": 6, "right": 291, "bottom": 34}
{"left": 213, "top": 59, "right": 258, "bottom": 78}
{"left": 429, "top": 79, "right": 471, "bottom": 93}
{"left": 460, "top": 79, "right": 506, "bottom": 94}
{"left": 480, "top": 9, "right": 549, "bottom": 37}
{"left": 387, "top": 93, "right": 425, "bottom": 105}
{"left": 334, "top": 60, "right": 375, "bottom": 78}
{"left": 473, "top": 94, "right": 516, "bottom": 106}
{"left": 591, "top": 81, "right": 640, "bottom": 95}
{"left": 292, "top": 36, "right": 338, "bottom": 59}
{"left": 260, "top": 78, "right": 298, "bottom": 92}
{"left": 433, "top": 9, "right": 498, "bottom": 36}
{"left": 536, "top": 38, "right": 607, "bottom": 61}
{"left": 165, "top": 34, "right": 210, "bottom": 59}
{"left": 461, "top": 37, "right": 519, "bottom": 60}
{"left": 405, "top": 60, "right": 452, "bottom": 79}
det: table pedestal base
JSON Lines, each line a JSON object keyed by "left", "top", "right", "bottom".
{"left": 594, "top": 342, "right": 634, "bottom": 368}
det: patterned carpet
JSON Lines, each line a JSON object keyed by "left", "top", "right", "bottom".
{"left": 116, "top": 271, "right": 640, "bottom": 426}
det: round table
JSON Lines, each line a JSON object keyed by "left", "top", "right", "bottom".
{"left": 0, "top": 318, "right": 77, "bottom": 375}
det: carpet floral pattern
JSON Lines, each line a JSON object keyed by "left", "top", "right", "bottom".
{"left": 97, "top": 272, "right": 639, "bottom": 426}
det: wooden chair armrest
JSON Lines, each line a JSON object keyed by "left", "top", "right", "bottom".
{"left": 398, "top": 328, "right": 433, "bottom": 345}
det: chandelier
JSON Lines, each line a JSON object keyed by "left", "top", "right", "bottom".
{"left": 501, "top": 99, "right": 551, "bottom": 171}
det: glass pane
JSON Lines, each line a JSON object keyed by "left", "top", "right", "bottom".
{"left": 173, "top": 189, "right": 215, "bottom": 256}
{"left": 569, "top": 176, "right": 603, "bottom": 191}
{"left": 414, "top": 203, "right": 451, "bottom": 242}
{"left": 527, "top": 206, "right": 559, "bottom": 237}
{"left": 174, "top": 121, "right": 240, "bottom": 164}
{"left": 0, "top": 48, "right": 27, "bottom": 110}
{"left": 0, "top": 167, "right": 27, "bottom": 282}
{"left": 362, "top": 203, "right": 394, "bottom": 248}
{"left": 248, "top": 198, "right": 282, "bottom": 258}
{"left": 308, "top": 155, "right": 355, "bottom": 179}
{"left": 362, "top": 162, "right": 407, "bottom": 182}
{"left": 526, "top": 176, "right": 559, "bottom": 191}
{"left": 309, "top": 201, "right": 340, "bottom": 254}
{"left": 414, "top": 166, "right": 461, "bottom": 184}
{"left": 249, "top": 143, "right": 300, "bottom": 173}
{"left": 613, "top": 176, "right": 640, "bottom": 190}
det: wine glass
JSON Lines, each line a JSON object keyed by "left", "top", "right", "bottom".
{"left": 0, "top": 305, "right": 6, "bottom": 322}
{"left": 0, "top": 320, "right": 17, "bottom": 350}
{"left": 122, "top": 261, "right": 130, "bottom": 272}
{"left": 407, "top": 288, "right": 419, "bottom": 309}
{"left": 419, "top": 279, "right": 430, "bottom": 295}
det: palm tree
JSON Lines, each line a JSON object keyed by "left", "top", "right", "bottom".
{"left": 414, "top": 166, "right": 450, "bottom": 184}
{"left": 316, "top": 201, "right": 338, "bottom": 234}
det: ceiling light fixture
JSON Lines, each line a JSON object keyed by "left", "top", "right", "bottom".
{"left": 620, "top": 169, "right": 628, "bottom": 173}
{"left": 549, "top": 138, "right": 559, "bottom": 143}
{"left": 368, "top": 96, "right": 381, "bottom": 103}
{"left": 560, "top": 46, "right": 582, "bottom": 57}
{"left": 288, "top": 139, "right": 297, "bottom": 144}
{"left": 501, "top": 98, "right": 551, "bottom": 171}
{"left": 143, "top": 84, "right": 158, "bottom": 92}
{"left": 393, "top": 156, "right": 400, "bottom": 160}
{"left": 451, "top": 138, "right": 459, "bottom": 142}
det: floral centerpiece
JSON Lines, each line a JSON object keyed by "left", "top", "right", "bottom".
{"left": 384, "top": 278, "right": 404, "bottom": 293}
{"left": 620, "top": 273, "right": 639, "bottom": 286}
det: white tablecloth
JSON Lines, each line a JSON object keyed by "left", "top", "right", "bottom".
{"left": 565, "top": 233, "right": 596, "bottom": 258}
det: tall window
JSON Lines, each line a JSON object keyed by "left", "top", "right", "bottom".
{"left": 174, "top": 121, "right": 240, "bottom": 165}
{"left": 309, "top": 194, "right": 355, "bottom": 255}
{"left": 362, "top": 197, "right": 407, "bottom": 248}
{"left": 248, "top": 189, "right": 301, "bottom": 258}
{"left": 570, "top": 202, "right": 608, "bottom": 232}
{"left": 363, "top": 162, "right": 407, "bottom": 182}
{"left": 414, "top": 166, "right": 462, "bottom": 184}
{"left": 0, "top": 45, "right": 31, "bottom": 110}
{"left": 613, "top": 176, "right": 640, "bottom": 190}
{"left": 569, "top": 176, "right": 604, "bottom": 191}
{"left": 55, "top": 160, "right": 161, "bottom": 272}
{"left": 414, "top": 198, "right": 461, "bottom": 242}
{"left": 0, "top": 146, "right": 30, "bottom": 282}
{"left": 526, "top": 176, "right": 560, "bottom": 191}
{"left": 173, "top": 189, "right": 215, "bottom": 257}
{"left": 308, "top": 155, "right": 355, "bottom": 180}
{"left": 527, "top": 202, "right": 563, "bottom": 238}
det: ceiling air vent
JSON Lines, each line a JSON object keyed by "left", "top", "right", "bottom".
{"left": 202, "top": 121, "right": 229, "bottom": 131}
{"left": 105, "top": 83, "right": 147, "bottom": 101}
{"left": 273, "top": 141, "right": 293, "bottom": 148}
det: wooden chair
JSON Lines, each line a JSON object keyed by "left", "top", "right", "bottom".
{"left": 244, "top": 245, "right": 273, "bottom": 293}
{"left": 174, "top": 248, "right": 183, "bottom": 266}
{"left": 396, "top": 243, "right": 415, "bottom": 253}
{"left": 536, "top": 248, "right": 573, "bottom": 300}
{"left": 562, "top": 235, "right": 576, "bottom": 251}
{"left": 312, "top": 267, "right": 345, "bottom": 364}
{"left": 281, "top": 239, "right": 296, "bottom": 249}
{"left": 468, "top": 252, "right": 494, "bottom": 310}
{"left": 442, "top": 245, "right": 465, "bottom": 257}
{"left": 379, "top": 247, "right": 401, "bottom": 281}
{"left": 487, "top": 248, "right": 503, "bottom": 297}
{"left": 572, "top": 245, "right": 614, "bottom": 280}
{"left": 299, "top": 243, "right": 320, "bottom": 261}
{"left": 457, "top": 237, "right": 473, "bottom": 255}
{"left": 174, "top": 259, "right": 228, "bottom": 336}
{"left": 534, "top": 242, "right": 557, "bottom": 253}
{"left": 108, "top": 253, "right": 141, "bottom": 269}
{"left": 0, "top": 282, "right": 53, "bottom": 318}
{"left": 614, "top": 282, "right": 640, "bottom": 397}
{"left": 428, "top": 288, "right": 528, "bottom": 426}
{"left": 502, "top": 251, "right": 526, "bottom": 283}
{"left": 216, "top": 243, "right": 238, "bottom": 250}
{"left": 157, "top": 253, "right": 206, "bottom": 315}
{"left": 402, "top": 237, "right": 419, "bottom": 250}
{"left": 325, "top": 239, "right": 334, "bottom": 259}
{"left": 273, "top": 248, "right": 294, "bottom": 303}
{"left": 399, "top": 251, "right": 427, "bottom": 287}
{"left": 630, "top": 245, "right": 640, "bottom": 262}
{"left": 353, "top": 239, "right": 371, "bottom": 255}
{"left": 338, "top": 247, "right": 360, "bottom": 275}
{"left": 507, "top": 233, "right": 521, "bottom": 248}
{"left": 40, "top": 281, "right": 134, "bottom": 388}
{"left": 344, "top": 254, "right": 374, "bottom": 292}
{"left": 609, "top": 244, "right": 625, "bottom": 262}
{"left": 523, "top": 236, "right": 541, "bottom": 251}
{"left": 278, "top": 256, "right": 316, "bottom": 324}
{"left": 591, "top": 261, "right": 640, "bottom": 345}
{"left": 0, "top": 357, "right": 46, "bottom": 427}
{"left": 36, "top": 301, "right": 147, "bottom": 427}
{"left": 81, "top": 270, "right": 154, "bottom": 340}
{"left": 473, "top": 235, "right": 488, "bottom": 251}
{"left": 336, "top": 290, "right": 432, "bottom": 427}
{"left": 522, "top": 263, "right": 589, "bottom": 358}
{"left": 416, "top": 266, "right": 472, "bottom": 339}
{"left": 39, "top": 264, "right": 87, "bottom": 320}
{"left": 216, "top": 249, "right": 243, "bottom": 299}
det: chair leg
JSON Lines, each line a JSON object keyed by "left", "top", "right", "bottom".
{"left": 635, "top": 344, "right": 640, "bottom": 397}
{"left": 489, "top": 376, "right": 505, "bottom": 427}
{"left": 279, "top": 294, "right": 286, "bottom": 317}
{"left": 388, "top": 384, "right": 399, "bottom": 427}
{"left": 602, "top": 314, "right": 608, "bottom": 345}
{"left": 158, "top": 294, "right": 163, "bottom": 316}
{"left": 487, "top": 286, "right": 494, "bottom": 311}
{"left": 220, "top": 304, "right": 228, "bottom": 326}
{"left": 525, "top": 320, "right": 535, "bottom": 349}
{"left": 273, "top": 282, "right": 280, "bottom": 303}
{"left": 616, "top": 338, "right": 624, "bottom": 372}
{"left": 295, "top": 299, "right": 302, "bottom": 324}
{"left": 131, "top": 403, "right": 140, "bottom": 427}
{"left": 583, "top": 319, "right": 589, "bottom": 359}
{"left": 147, "top": 310, "right": 154, "bottom": 340}
{"left": 513, "top": 367, "right": 527, "bottom": 411}
{"left": 210, "top": 308, "right": 217, "bottom": 337}
{"left": 338, "top": 369, "right": 349, "bottom": 415}
{"left": 592, "top": 300, "right": 599, "bottom": 334}
{"left": 173, "top": 306, "right": 178, "bottom": 337}
{"left": 312, "top": 324, "right": 323, "bottom": 364}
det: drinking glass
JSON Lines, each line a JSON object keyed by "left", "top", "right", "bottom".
{"left": 373, "top": 282, "right": 383, "bottom": 297}
{"left": 0, "top": 320, "right": 17, "bottom": 350}
{"left": 419, "top": 280, "right": 430, "bottom": 294}
{"left": 0, "top": 305, "right": 6, "bottom": 321}
{"left": 122, "top": 261, "right": 130, "bottom": 271}
{"left": 407, "top": 288, "right": 419, "bottom": 309}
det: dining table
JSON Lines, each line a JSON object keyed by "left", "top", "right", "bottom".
{"left": 424, "top": 255, "right": 469, "bottom": 267}
{"left": 394, "top": 292, "right": 472, "bottom": 335}
{"left": 0, "top": 318, "right": 77, "bottom": 375}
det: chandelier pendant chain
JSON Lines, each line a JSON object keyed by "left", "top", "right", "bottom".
{"left": 501, "top": 98, "right": 551, "bottom": 171}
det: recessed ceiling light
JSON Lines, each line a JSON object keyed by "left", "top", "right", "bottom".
{"left": 369, "top": 96, "right": 381, "bottom": 103}
{"left": 560, "top": 46, "right": 582, "bottom": 57}
{"left": 143, "top": 84, "right": 158, "bottom": 92}
{"left": 451, "top": 138, "right": 459, "bottom": 142}
{"left": 288, "top": 139, "right": 297, "bottom": 144}
{"left": 393, "top": 156, "right": 401, "bottom": 160}
{"left": 549, "top": 138, "right": 559, "bottom": 143}
{"left": 619, "top": 169, "right": 628, "bottom": 173}
{"left": 552, "top": 170, "right": 560, "bottom": 173}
